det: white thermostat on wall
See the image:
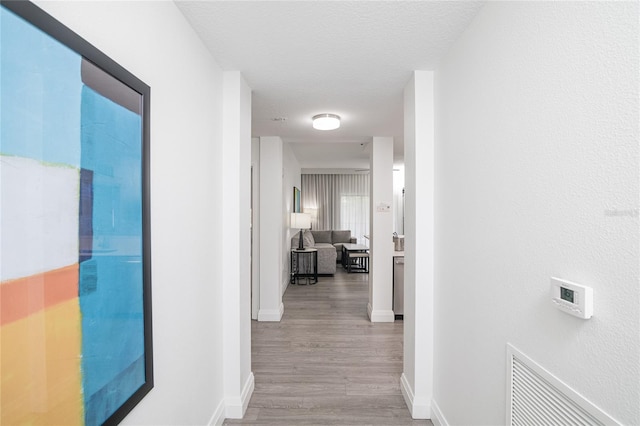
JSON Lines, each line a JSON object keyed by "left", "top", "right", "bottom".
{"left": 550, "top": 277, "right": 593, "bottom": 319}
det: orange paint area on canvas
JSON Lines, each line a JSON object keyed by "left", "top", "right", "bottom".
{"left": 1, "top": 264, "right": 79, "bottom": 326}
{"left": 1, "top": 266, "right": 84, "bottom": 424}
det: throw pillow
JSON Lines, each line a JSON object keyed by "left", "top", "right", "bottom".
{"left": 332, "top": 230, "right": 352, "bottom": 243}
{"left": 303, "top": 230, "right": 315, "bottom": 247}
{"left": 312, "top": 230, "right": 332, "bottom": 244}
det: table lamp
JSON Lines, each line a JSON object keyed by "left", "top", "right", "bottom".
{"left": 291, "top": 212, "right": 312, "bottom": 250}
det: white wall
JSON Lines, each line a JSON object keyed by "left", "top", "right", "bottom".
{"left": 393, "top": 167, "right": 405, "bottom": 235}
{"left": 251, "top": 138, "right": 260, "bottom": 320}
{"left": 433, "top": 2, "right": 639, "bottom": 425}
{"left": 33, "top": 1, "right": 229, "bottom": 424}
{"left": 368, "top": 137, "right": 395, "bottom": 323}
{"left": 403, "top": 73, "right": 435, "bottom": 419}
{"left": 283, "top": 143, "right": 302, "bottom": 295}
{"left": 257, "top": 139, "right": 300, "bottom": 317}
{"left": 221, "top": 71, "right": 253, "bottom": 419}
{"left": 259, "top": 137, "right": 284, "bottom": 321}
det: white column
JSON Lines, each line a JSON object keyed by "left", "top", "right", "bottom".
{"left": 222, "top": 71, "right": 254, "bottom": 418}
{"left": 251, "top": 138, "right": 260, "bottom": 320}
{"left": 368, "top": 136, "right": 395, "bottom": 322}
{"left": 401, "top": 71, "right": 434, "bottom": 419}
{"left": 258, "top": 136, "right": 285, "bottom": 321}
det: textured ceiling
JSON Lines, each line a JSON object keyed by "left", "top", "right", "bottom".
{"left": 176, "top": 1, "right": 485, "bottom": 168}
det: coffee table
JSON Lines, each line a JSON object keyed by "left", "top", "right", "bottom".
{"left": 341, "top": 243, "right": 369, "bottom": 273}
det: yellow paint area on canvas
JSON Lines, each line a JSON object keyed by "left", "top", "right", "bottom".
{"left": 1, "top": 298, "right": 84, "bottom": 425}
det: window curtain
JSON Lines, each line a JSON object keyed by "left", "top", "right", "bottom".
{"left": 301, "top": 174, "right": 370, "bottom": 244}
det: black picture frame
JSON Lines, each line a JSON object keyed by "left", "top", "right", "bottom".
{"left": 1, "top": 1, "right": 152, "bottom": 425}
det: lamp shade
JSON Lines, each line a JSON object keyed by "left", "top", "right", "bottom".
{"left": 291, "top": 212, "right": 311, "bottom": 229}
{"left": 312, "top": 113, "right": 340, "bottom": 130}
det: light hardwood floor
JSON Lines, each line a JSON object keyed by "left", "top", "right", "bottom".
{"left": 224, "top": 268, "right": 432, "bottom": 426}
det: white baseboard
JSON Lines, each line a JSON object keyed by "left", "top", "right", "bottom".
{"left": 207, "top": 399, "right": 226, "bottom": 426}
{"left": 257, "top": 303, "right": 284, "bottom": 321}
{"left": 400, "top": 373, "right": 431, "bottom": 419}
{"left": 431, "top": 399, "right": 449, "bottom": 426}
{"left": 225, "top": 372, "right": 255, "bottom": 419}
{"left": 367, "top": 303, "right": 395, "bottom": 322}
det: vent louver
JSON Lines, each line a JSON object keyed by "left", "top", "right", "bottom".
{"left": 507, "top": 344, "right": 620, "bottom": 426}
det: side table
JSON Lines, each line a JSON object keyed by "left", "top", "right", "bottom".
{"left": 290, "top": 248, "right": 318, "bottom": 285}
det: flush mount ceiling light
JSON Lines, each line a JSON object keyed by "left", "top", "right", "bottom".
{"left": 312, "top": 113, "right": 340, "bottom": 130}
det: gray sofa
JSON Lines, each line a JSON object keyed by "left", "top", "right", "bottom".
{"left": 291, "top": 230, "right": 357, "bottom": 274}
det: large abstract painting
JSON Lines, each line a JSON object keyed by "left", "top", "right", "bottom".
{"left": 0, "top": 2, "right": 152, "bottom": 425}
{"left": 293, "top": 187, "right": 301, "bottom": 213}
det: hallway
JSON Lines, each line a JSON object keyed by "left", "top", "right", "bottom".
{"left": 225, "top": 269, "right": 431, "bottom": 425}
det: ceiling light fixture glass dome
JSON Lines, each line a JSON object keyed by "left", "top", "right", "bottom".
{"left": 312, "top": 113, "right": 341, "bottom": 130}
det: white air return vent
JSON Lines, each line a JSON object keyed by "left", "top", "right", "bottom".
{"left": 507, "top": 344, "right": 620, "bottom": 426}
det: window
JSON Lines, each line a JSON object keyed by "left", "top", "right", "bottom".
{"left": 340, "top": 195, "right": 369, "bottom": 245}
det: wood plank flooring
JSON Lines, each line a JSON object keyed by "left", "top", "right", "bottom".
{"left": 224, "top": 268, "right": 432, "bottom": 425}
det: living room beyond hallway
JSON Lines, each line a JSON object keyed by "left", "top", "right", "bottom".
{"left": 225, "top": 269, "right": 431, "bottom": 425}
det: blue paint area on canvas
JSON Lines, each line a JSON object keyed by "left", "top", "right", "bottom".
{"left": 0, "top": 6, "right": 81, "bottom": 167}
{"left": 84, "top": 356, "right": 145, "bottom": 426}
{"left": 79, "top": 86, "right": 144, "bottom": 425}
